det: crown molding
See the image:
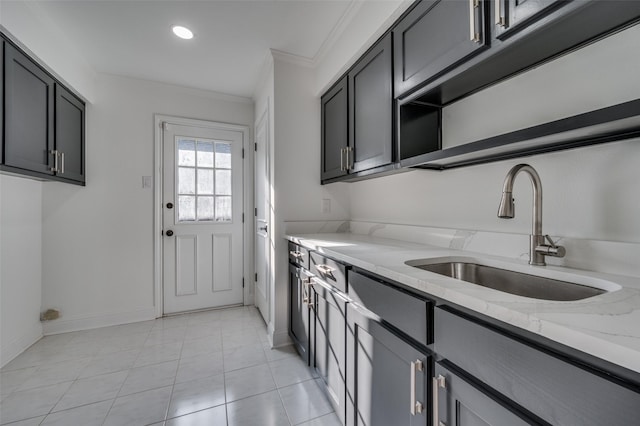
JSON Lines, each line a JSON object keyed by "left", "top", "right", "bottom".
{"left": 270, "top": 49, "right": 314, "bottom": 68}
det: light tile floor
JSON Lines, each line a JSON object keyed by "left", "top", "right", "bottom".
{"left": 0, "top": 306, "right": 340, "bottom": 426}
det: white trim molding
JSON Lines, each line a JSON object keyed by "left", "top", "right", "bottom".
{"left": 0, "top": 323, "right": 42, "bottom": 368}
{"left": 42, "top": 307, "right": 156, "bottom": 336}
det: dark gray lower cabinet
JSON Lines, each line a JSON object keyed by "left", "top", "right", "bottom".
{"left": 346, "top": 303, "right": 430, "bottom": 426}
{"left": 289, "top": 264, "right": 311, "bottom": 364}
{"left": 434, "top": 362, "right": 538, "bottom": 426}
{"left": 435, "top": 306, "right": 640, "bottom": 426}
{"left": 313, "top": 278, "right": 348, "bottom": 424}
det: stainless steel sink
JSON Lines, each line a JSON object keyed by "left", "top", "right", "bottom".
{"left": 406, "top": 260, "right": 608, "bottom": 301}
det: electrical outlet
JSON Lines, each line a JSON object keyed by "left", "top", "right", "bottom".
{"left": 321, "top": 198, "right": 331, "bottom": 214}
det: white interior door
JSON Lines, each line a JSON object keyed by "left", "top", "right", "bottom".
{"left": 254, "top": 109, "right": 270, "bottom": 324}
{"left": 162, "top": 122, "right": 244, "bottom": 314}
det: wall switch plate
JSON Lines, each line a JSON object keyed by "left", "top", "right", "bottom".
{"left": 142, "top": 176, "right": 152, "bottom": 188}
{"left": 321, "top": 198, "right": 331, "bottom": 214}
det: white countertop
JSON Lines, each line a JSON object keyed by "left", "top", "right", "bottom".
{"left": 287, "top": 232, "right": 640, "bottom": 375}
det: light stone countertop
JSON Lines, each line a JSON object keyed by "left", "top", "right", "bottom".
{"left": 287, "top": 232, "right": 640, "bottom": 376}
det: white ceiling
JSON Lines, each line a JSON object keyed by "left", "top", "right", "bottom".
{"left": 31, "top": 0, "right": 359, "bottom": 98}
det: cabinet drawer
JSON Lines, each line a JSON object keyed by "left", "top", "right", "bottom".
{"left": 435, "top": 306, "right": 640, "bottom": 426}
{"left": 288, "top": 241, "right": 310, "bottom": 270}
{"left": 349, "top": 270, "right": 432, "bottom": 347}
{"left": 310, "top": 252, "right": 347, "bottom": 293}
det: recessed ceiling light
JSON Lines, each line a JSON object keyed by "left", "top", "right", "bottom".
{"left": 172, "top": 25, "right": 194, "bottom": 40}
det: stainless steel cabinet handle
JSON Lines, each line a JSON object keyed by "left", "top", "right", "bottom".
{"left": 340, "top": 148, "right": 345, "bottom": 171}
{"left": 495, "top": 0, "right": 506, "bottom": 27}
{"left": 289, "top": 251, "right": 304, "bottom": 258}
{"left": 49, "top": 150, "right": 59, "bottom": 172}
{"left": 469, "top": 0, "right": 481, "bottom": 43}
{"left": 346, "top": 146, "right": 353, "bottom": 170}
{"left": 433, "top": 374, "right": 446, "bottom": 426}
{"left": 59, "top": 152, "right": 65, "bottom": 174}
{"left": 345, "top": 147, "right": 350, "bottom": 171}
{"left": 410, "top": 360, "right": 424, "bottom": 415}
{"left": 315, "top": 264, "right": 335, "bottom": 275}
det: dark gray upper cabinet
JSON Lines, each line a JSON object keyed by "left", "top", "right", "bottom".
{"left": 346, "top": 303, "right": 431, "bottom": 426}
{"left": 321, "top": 77, "right": 348, "bottom": 181}
{"left": 434, "top": 363, "right": 539, "bottom": 426}
{"left": 1, "top": 34, "right": 86, "bottom": 185}
{"left": 393, "top": 0, "right": 488, "bottom": 99}
{"left": 3, "top": 42, "right": 55, "bottom": 176}
{"left": 348, "top": 33, "right": 393, "bottom": 174}
{"left": 55, "top": 84, "right": 85, "bottom": 184}
{"left": 494, "top": 0, "right": 567, "bottom": 40}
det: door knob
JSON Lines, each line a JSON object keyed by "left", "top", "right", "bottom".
{"left": 166, "top": 202, "right": 174, "bottom": 209}
{"left": 166, "top": 230, "right": 174, "bottom": 236}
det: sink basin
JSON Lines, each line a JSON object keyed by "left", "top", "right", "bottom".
{"left": 406, "top": 258, "right": 611, "bottom": 301}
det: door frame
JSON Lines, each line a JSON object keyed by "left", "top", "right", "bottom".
{"left": 153, "top": 114, "right": 253, "bottom": 317}
{"left": 253, "top": 105, "right": 271, "bottom": 324}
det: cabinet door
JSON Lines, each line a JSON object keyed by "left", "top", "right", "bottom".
{"left": 55, "top": 84, "right": 85, "bottom": 183}
{"left": 348, "top": 33, "right": 393, "bottom": 173}
{"left": 434, "top": 363, "right": 537, "bottom": 426}
{"left": 394, "top": 0, "right": 488, "bottom": 98}
{"left": 494, "top": 0, "right": 567, "bottom": 40}
{"left": 313, "top": 279, "right": 348, "bottom": 423}
{"left": 346, "top": 303, "right": 430, "bottom": 426}
{"left": 321, "top": 77, "right": 348, "bottom": 181}
{"left": 289, "top": 264, "right": 310, "bottom": 364}
{"left": 4, "top": 42, "right": 54, "bottom": 175}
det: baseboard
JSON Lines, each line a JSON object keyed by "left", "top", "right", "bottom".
{"left": 268, "top": 325, "right": 292, "bottom": 348}
{"left": 1, "top": 322, "right": 43, "bottom": 368}
{"left": 42, "top": 307, "right": 157, "bottom": 335}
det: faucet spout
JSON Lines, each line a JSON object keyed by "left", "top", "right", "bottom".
{"left": 497, "top": 164, "right": 563, "bottom": 266}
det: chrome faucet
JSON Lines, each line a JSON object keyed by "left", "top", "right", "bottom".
{"left": 498, "top": 164, "right": 565, "bottom": 266}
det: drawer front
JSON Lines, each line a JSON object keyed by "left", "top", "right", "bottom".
{"left": 435, "top": 307, "right": 640, "bottom": 426}
{"left": 349, "top": 270, "right": 432, "bottom": 347}
{"left": 288, "top": 241, "right": 310, "bottom": 270}
{"left": 310, "top": 252, "right": 347, "bottom": 293}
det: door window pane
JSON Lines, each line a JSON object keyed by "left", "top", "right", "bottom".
{"left": 215, "top": 170, "right": 232, "bottom": 195}
{"left": 215, "top": 196, "right": 232, "bottom": 222}
{"left": 178, "top": 195, "right": 196, "bottom": 221}
{"left": 197, "top": 196, "right": 214, "bottom": 221}
{"left": 197, "top": 169, "right": 214, "bottom": 195}
{"left": 178, "top": 167, "right": 195, "bottom": 194}
{"left": 178, "top": 139, "right": 196, "bottom": 166}
{"left": 197, "top": 141, "right": 214, "bottom": 167}
{"left": 176, "top": 137, "right": 233, "bottom": 223}
{"left": 215, "top": 142, "right": 232, "bottom": 168}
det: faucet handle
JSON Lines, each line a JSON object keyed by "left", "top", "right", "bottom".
{"left": 535, "top": 235, "right": 566, "bottom": 258}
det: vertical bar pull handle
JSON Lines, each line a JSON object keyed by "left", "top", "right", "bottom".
{"left": 50, "top": 150, "right": 59, "bottom": 172}
{"left": 469, "top": 0, "right": 481, "bottom": 43}
{"left": 433, "top": 374, "right": 446, "bottom": 426}
{"left": 410, "top": 359, "right": 424, "bottom": 415}
{"left": 340, "top": 148, "right": 345, "bottom": 171}
{"left": 60, "top": 152, "right": 65, "bottom": 174}
{"left": 495, "top": 0, "right": 506, "bottom": 27}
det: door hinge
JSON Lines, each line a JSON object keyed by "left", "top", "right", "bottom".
{"left": 255, "top": 273, "right": 258, "bottom": 282}
{"left": 254, "top": 207, "right": 257, "bottom": 217}
{"left": 162, "top": 122, "right": 170, "bottom": 131}
{"left": 242, "top": 213, "right": 245, "bottom": 223}
{"left": 242, "top": 148, "right": 245, "bottom": 159}
{"left": 254, "top": 142, "right": 257, "bottom": 151}
{"left": 243, "top": 278, "right": 245, "bottom": 288}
